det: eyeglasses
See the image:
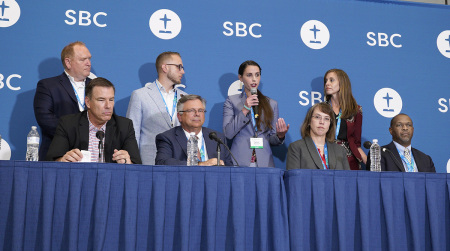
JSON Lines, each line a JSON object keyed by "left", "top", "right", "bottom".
{"left": 312, "top": 114, "right": 331, "bottom": 122}
{"left": 166, "top": 64, "right": 184, "bottom": 71}
{"left": 179, "top": 109, "right": 207, "bottom": 114}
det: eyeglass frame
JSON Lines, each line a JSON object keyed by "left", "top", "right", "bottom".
{"left": 179, "top": 109, "right": 207, "bottom": 114}
{"left": 312, "top": 114, "right": 331, "bottom": 122}
{"left": 166, "top": 63, "right": 184, "bottom": 71}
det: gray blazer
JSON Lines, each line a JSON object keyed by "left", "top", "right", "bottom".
{"left": 126, "top": 81, "right": 187, "bottom": 165}
{"left": 286, "top": 137, "right": 350, "bottom": 170}
{"left": 223, "top": 92, "right": 283, "bottom": 167}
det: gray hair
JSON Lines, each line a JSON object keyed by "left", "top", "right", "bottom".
{"left": 177, "top": 94, "right": 206, "bottom": 112}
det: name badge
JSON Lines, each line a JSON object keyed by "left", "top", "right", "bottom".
{"left": 250, "top": 138, "right": 263, "bottom": 149}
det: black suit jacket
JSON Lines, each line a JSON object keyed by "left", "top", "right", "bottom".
{"left": 34, "top": 73, "right": 91, "bottom": 160}
{"left": 155, "top": 126, "right": 233, "bottom": 166}
{"left": 367, "top": 141, "right": 435, "bottom": 172}
{"left": 45, "top": 111, "right": 142, "bottom": 164}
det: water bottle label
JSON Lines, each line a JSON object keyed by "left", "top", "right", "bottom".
{"left": 27, "top": 137, "right": 39, "bottom": 144}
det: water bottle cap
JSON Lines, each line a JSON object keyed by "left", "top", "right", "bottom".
{"left": 373, "top": 139, "right": 378, "bottom": 143}
{"left": 31, "top": 126, "right": 37, "bottom": 130}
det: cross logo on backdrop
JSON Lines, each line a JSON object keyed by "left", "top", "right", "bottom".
{"left": 374, "top": 88, "right": 403, "bottom": 118}
{"left": 437, "top": 30, "right": 450, "bottom": 58}
{"left": 300, "top": 20, "right": 330, "bottom": 50}
{"left": 0, "top": 0, "right": 20, "bottom": 28}
{"left": 149, "top": 9, "right": 181, "bottom": 40}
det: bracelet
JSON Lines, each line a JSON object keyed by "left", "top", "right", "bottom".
{"left": 243, "top": 105, "right": 251, "bottom": 111}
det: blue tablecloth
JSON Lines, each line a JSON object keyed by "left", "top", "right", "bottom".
{"left": 1, "top": 161, "right": 450, "bottom": 250}
{"left": 0, "top": 161, "right": 289, "bottom": 251}
{"left": 284, "top": 169, "right": 450, "bottom": 251}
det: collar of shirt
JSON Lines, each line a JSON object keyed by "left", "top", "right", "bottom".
{"left": 393, "top": 141, "right": 412, "bottom": 153}
{"left": 155, "top": 79, "right": 175, "bottom": 94}
{"left": 87, "top": 111, "right": 107, "bottom": 132}
{"left": 183, "top": 129, "right": 204, "bottom": 149}
{"left": 65, "top": 70, "right": 86, "bottom": 89}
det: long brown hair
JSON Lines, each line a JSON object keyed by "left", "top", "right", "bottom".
{"left": 301, "top": 103, "right": 336, "bottom": 142}
{"left": 239, "top": 60, "right": 273, "bottom": 131}
{"left": 323, "top": 69, "right": 359, "bottom": 119}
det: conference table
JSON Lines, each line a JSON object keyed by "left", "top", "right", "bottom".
{"left": 0, "top": 161, "right": 448, "bottom": 250}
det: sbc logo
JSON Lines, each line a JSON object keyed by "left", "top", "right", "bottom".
{"left": 0, "top": 0, "right": 20, "bottom": 28}
{"left": 300, "top": 20, "right": 330, "bottom": 50}
{"left": 367, "top": 32, "right": 402, "bottom": 48}
{"left": 223, "top": 22, "right": 262, "bottom": 38}
{"left": 438, "top": 98, "right": 449, "bottom": 113}
{"left": 0, "top": 136, "right": 12, "bottom": 160}
{"left": 436, "top": 30, "right": 450, "bottom": 58}
{"left": 0, "top": 73, "right": 21, "bottom": 91}
{"left": 298, "top": 91, "right": 323, "bottom": 106}
{"left": 373, "top": 88, "right": 402, "bottom": 118}
{"left": 65, "top": 10, "right": 107, "bottom": 27}
{"left": 149, "top": 9, "right": 181, "bottom": 40}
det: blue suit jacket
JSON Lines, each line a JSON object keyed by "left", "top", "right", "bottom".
{"left": 33, "top": 73, "right": 91, "bottom": 160}
{"left": 155, "top": 126, "right": 233, "bottom": 166}
{"left": 223, "top": 92, "right": 284, "bottom": 167}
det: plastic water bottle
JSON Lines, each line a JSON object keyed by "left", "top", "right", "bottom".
{"left": 370, "top": 139, "right": 381, "bottom": 172}
{"left": 187, "top": 132, "right": 198, "bottom": 166}
{"left": 26, "top": 126, "right": 40, "bottom": 161}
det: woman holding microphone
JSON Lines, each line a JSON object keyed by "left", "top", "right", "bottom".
{"left": 223, "top": 60, "right": 289, "bottom": 167}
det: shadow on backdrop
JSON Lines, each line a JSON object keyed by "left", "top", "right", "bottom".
{"left": 115, "top": 97, "right": 130, "bottom": 118}
{"left": 38, "top": 57, "right": 62, "bottom": 80}
{"left": 138, "top": 62, "right": 187, "bottom": 87}
{"left": 310, "top": 76, "right": 325, "bottom": 102}
{"left": 206, "top": 73, "right": 238, "bottom": 132}
{"left": 9, "top": 90, "right": 37, "bottom": 160}
{"left": 138, "top": 63, "right": 157, "bottom": 87}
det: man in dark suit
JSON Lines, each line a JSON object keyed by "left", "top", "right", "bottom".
{"left": 367, "top": 113, "right": 435, "bottom": 172}
{"left": 34, "top": 41, "right": 92, "bottom": 160}
{"left": 46, "top": 77, "right": 141, "bottom": 164}
{"left": 155, "top": 95, "right": 233, "bottom": 166}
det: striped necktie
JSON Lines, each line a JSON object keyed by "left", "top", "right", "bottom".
{"left": 404, "top": 148, "right": 413, "bottom": 172}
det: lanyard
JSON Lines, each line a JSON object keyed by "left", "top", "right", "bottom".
{"left": 397, "top": 148, "right": 416, "bottom": 172}
{"left": 156, "top": 82, "right": 177, "bottom": 124}
{"left": 71, "top": 84, "right": 85, "bottom": 111}
{"left": 335, "top": 110, "right": 342, "bottom": 139}
{"left": 198, "top": 137, "right": 206, "bottom": 162}
{"left": 313, "top": 141, "right": 328, "bottom": 169}
{"left": 243, "top": 92, "right": 258, "bottom": 133}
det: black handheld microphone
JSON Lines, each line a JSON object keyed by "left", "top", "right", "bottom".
{"left": 209, "top": 131, "right": 224, "bottom": 145}
{"left": 209, "top": 132, "right": 240, "bottom": 166}
{"left": 363, "top": 141, "right": 372, "bottom": 150}
{"left": 96, "top": 131, "right": 105, "bottom": 163}
{"left": 250, "top": 88, "right": 259, "bottom": 119}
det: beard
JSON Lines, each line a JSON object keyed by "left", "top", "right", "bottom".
{"left": 167, "top": 71, "right": 181, "bottom": 85}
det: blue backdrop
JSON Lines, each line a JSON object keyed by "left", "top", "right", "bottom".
{"left": 0, "top": 0, "right": 449, "bottom": 172}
